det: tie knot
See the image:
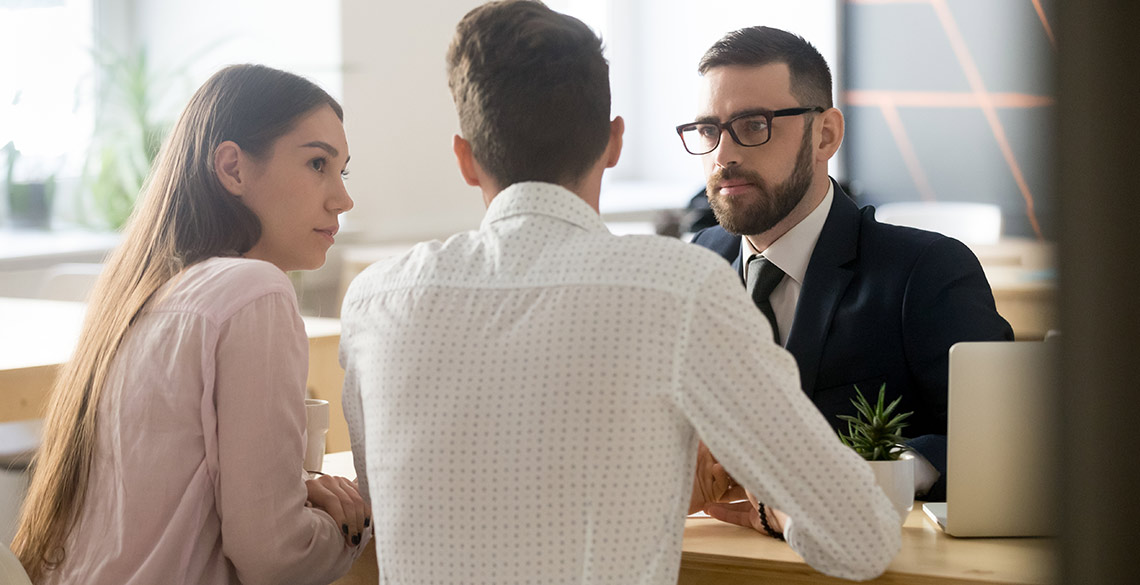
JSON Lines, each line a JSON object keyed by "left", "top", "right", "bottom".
{"left": 746, "top": 255, "right": 784, "bottom": 301}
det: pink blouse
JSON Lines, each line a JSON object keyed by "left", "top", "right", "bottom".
{"left": 42, "top": 257, "right": 362, "bottom": 585}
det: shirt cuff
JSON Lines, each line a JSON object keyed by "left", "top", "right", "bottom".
{"left": 781, "top": 515, "right": 795, "bottom": 541}
{"left": 902, "top": 449, "right": 941, "bottom": 497}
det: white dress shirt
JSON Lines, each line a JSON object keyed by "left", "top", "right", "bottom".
{"left": 43, "top": 257, "right": 363, "bottom": 585}
{"left": 340, "top": 182, "right": 899, "bottom": 584}
{"left": 741, "top": 182, "right": 833, "bottom": 345}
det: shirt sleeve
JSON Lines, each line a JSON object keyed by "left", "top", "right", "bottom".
{"left": 674, "top": 262, "right": 901, "bottom": 581}
{"left": 213, "top": 291, "right": 361, "bottom": 585}
{"left": 338, "top": 310, "right": 371, "bottom": 503}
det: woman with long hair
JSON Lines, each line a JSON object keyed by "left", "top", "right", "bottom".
{"left": 11, "top": 64, "right": 369, "bottom": 584}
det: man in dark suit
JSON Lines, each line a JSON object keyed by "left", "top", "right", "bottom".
{"left": 681, "top": 26, "right": 1013, "bottom": 508}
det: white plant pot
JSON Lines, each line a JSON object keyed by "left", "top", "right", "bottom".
{"left": 867, "top": 459, "right": 914, "bottom": 525}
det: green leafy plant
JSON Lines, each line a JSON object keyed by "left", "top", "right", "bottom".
{"left": 83, "top": 47, "right": 172, "bottom": 230}
{"left": 837, "top": 384, "right": 913, "bottom": 461}
{"left": 83, "top": 41, "right": 224, "bottom": 230}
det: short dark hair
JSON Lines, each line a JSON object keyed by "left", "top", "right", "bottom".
{"left": 698, "top": 26, "right": 833, "bottom": 109}
{"left": 447, "top": 0, "right": 611, "bottom": 187}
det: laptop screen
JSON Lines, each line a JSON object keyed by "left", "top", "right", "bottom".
{"left": 940, "top": 341, "right": 1059, "bottom": 537}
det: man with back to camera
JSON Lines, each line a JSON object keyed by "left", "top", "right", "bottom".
{"left": 683, "top": 26, "right": 1014, "bottom": 514}
{"left": 338, "top": 1, "right": 900, "bottom": 582}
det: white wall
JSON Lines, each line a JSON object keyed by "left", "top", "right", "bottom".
{"left": 97, "top": 0, "right": 485, "bottom": 246}
{"left": 339, "top": 0, "right": 487, "bottom": 244}
{"left": 128, "top": 0, "right": 344, "bottom": 110}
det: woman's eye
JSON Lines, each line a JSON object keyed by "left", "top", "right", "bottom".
{"left": 340, "top": 169, "right": 351, "bottom": 179}
{"left": 311, "top": 158, "right": 326, "bottom": 172}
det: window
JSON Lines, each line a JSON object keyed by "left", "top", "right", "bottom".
{"left": 1, "top": 0, "right": 342, "bottom": 233}
{"left": 1, "top": 0, "right": 95, "bottom": 228}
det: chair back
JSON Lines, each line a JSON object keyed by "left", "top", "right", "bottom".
{"left": 36, "top": 262, "right": 104, "bottom": 302}
{"left": 0, "top": 421, "right": 41, "bottom": 550}
{"left": 875, "top": 201, "right": 1002, "bottom": 245}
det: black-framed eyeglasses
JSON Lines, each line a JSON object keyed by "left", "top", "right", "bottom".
{"left": 675, "top": 107, "right": 825, "bottom": 155}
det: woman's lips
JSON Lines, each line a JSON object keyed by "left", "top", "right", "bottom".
{"left": 315, "top": 226, "right": 339, "bottom": 244}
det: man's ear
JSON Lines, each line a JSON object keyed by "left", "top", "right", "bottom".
{"left": 604, "top": 116, "right": 624, "bottom": 169}
{"left": 815, "top": 108, "right": 844, "bottom": 162}
{"left": 453, "top": 134, "right": 481, "bottom": 187}
{"left": 214, "top": 141, "right": 246, "bottom": 196}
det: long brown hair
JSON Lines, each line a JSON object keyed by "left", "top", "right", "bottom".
{"left": 11, "top": 64, "right": 342, "bottom": 581}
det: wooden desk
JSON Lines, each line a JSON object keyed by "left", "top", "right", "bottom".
{"left": 0, "top": 297, "right": 351, "bottom": 453}
{"left": 320, "top": 452, "right": 1055, "bottom": 585}
{"left": 680, "top": 514, "right": 1054, "bottom": 585}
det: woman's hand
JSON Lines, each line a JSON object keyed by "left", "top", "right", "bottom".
{"left": 305, "top": 474, "right": 371, "bottom": 547}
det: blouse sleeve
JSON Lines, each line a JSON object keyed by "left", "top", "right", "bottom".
{"left": 213, "top": 290, "right": 361, "bottom": 585}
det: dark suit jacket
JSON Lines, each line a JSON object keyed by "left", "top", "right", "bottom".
{"left": 691, "top": 180, "right": 1014, "bottom": 500}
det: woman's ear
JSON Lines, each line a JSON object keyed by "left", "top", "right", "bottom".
{"left": 214, "top": 141, "right": 246, "bottom": 196}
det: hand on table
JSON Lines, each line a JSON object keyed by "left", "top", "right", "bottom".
{"left": 689, "top": 441, "right": 733, "bottom": 515}
{"left": 704, "top": 484, "right": 789, "bottom": 539}
{"left": 306, "top": 474, "right": 371, "bottom": 547}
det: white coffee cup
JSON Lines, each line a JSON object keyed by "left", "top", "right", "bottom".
{"left": 304, "top": 398, "right": 330, "bottom": 474}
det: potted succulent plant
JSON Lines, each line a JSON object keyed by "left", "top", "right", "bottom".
{"left": 838, "top": 384, "right": 915, "bottom": 524}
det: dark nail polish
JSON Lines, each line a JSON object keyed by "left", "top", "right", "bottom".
{"left": 352, "top": 533, "right": 361, "bottom": 545}
{"left": 342, "top": 524, "right": 349, "bottom": 535}
{"left": 364, "top": 517, "right": 370, "bottom": 528}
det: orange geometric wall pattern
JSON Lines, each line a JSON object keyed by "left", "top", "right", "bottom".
{"left": 843, "top": 0, "right": 1054, "bottom": 239}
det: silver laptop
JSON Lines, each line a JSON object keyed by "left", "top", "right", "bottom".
{"left": 922, "top": 341, "right": 1058, "bottom": 537}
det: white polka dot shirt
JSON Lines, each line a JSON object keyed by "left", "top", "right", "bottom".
{"left": 339, "top": 182, "right": 900, "bottom": 584}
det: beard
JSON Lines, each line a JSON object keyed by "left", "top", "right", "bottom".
{"left": 706, "top": 122, "right": 815, "bottom": 236}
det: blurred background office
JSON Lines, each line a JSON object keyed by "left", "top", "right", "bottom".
{"left": 2, "top": 0, "right": 1055, "bottom": 324}
{"left": 1, "top": 0, "right": 1137, "bottom": 583}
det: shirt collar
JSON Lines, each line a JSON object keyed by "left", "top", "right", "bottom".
{"left": 481, "top": 181, "right": 608, "bottom": 233}
{"left": 742, "top": 180, "right": 834, "bottom": 285}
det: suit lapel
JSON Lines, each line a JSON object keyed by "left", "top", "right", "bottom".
{"left": 785, "top": 181, "right": 861, "bottom": 396}
{"left": 692, "top": 226, "right": 745, "bottom": 283}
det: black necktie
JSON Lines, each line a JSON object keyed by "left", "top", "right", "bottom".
{"left": 746, "top": 255, "right": 785, "bottom": 344}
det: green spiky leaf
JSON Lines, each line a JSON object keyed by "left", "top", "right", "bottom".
{"left": 836, "top": 384, "right": 913, "bottom": 461}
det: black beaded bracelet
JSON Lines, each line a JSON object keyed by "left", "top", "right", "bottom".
{"left": 757, "top": 503, "right": 785, "bottom": 541}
